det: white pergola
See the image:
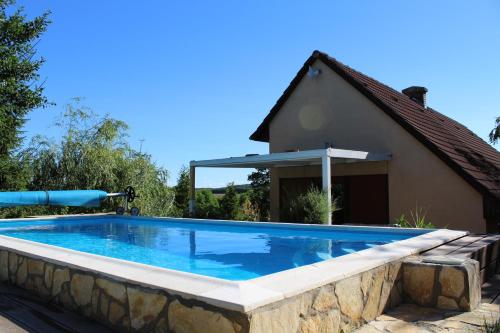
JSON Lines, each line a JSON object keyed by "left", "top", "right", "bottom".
{"left": 189, "top": 148, "right": 391, "bottom": 224}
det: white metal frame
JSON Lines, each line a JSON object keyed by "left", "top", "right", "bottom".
{"left": 189, "top": 148, "right": 391, "bottom": 224}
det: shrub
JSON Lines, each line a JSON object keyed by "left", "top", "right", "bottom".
{"left": 195, "top": 189, "right": 219, "bottom": 219}
{"left": 283, "top": 186, "right": 336, "bottom": 224}
{"left": 395, "top": 206, "right": 435, "bottom": 228}
{"left": 219, "top": 183, "right": 239, "bottom": 220}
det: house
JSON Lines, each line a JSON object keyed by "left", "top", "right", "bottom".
{"left": 248, "top": 51, "right": 499, "bottom": 233}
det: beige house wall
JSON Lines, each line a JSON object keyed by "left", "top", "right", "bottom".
{"left": 268, "top": 59, "right": 485, "bottom": 233}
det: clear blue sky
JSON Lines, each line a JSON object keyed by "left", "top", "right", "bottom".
{"left": 18, "top": 0, "right": 500, "bottom": 188}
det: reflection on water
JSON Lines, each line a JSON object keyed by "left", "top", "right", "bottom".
{"left": 0, "top": 218, "right": 419, "bottom": 280}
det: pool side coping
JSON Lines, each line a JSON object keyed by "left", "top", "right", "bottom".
{"left": 0, "top": 214, "right": 468, "bottom": 312}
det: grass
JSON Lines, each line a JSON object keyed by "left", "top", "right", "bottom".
{"left": 483, "top": 317, "right": 500, "bottom": 333}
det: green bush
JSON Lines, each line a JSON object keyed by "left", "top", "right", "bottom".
{"left": 394, "top": 206, "right": 435, "bottom": 228}
{"left": 283, "top": 186, "right": 333, "bottom": 224}
{"left": 195, "top": 189, "right": 219, "bottom": 219}
{"left": 219, "top": 183, "right": 239, "bottom": 220}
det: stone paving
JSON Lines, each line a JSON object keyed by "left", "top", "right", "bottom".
{"left": 353, "top": 303, "right": 500, "bottom": 333}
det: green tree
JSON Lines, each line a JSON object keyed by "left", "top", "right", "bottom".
{"left": 173, "top": 166, "right": 191, "bottom": 217}
{"left": 489, "top": 116, "right": 499, "bottom": 144}
{"left": 247, "top": 168, "right": 270, "bottom": 221}
{"left": 0, "top": 0, "right": 51, "bottom": 190}
{"left": 1, "top": 100, "right": 176, "bottom": 218}
{"left": 219, "top": 182, "right": 239, "bottom": 220}
{"left": 195, "top": 189, "right": 219, "bottom": 219}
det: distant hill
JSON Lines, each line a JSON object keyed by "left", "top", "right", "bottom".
{"left": 197, "top": 184, "right": 251, "bottom": 194}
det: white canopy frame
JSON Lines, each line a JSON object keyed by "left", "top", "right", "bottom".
{"left": 189, "top": 148, "right": 391, "bottom": 224}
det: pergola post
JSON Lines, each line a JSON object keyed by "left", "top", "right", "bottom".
{"left": 189, "top": 165, "right": 196, "bottom": 216}
{"left": 322, "top": 152, "right": 332, "bottom": 225}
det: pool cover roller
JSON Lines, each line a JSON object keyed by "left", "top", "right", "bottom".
{"left": 0, "top": 190, "right": 108, "bottom": 208}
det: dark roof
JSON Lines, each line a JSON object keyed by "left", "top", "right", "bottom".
{"left": 250, "top": 50, "right": 500, "bottom": 199}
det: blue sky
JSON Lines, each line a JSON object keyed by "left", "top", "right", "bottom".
{"left": 18, "top": 1, "right": 500, "bottom": 187}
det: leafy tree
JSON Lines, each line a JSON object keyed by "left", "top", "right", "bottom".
{"left": 173, "top": 166, "right": 190, "bottom": 217}
{"left": 489, "top": 116, "right": 499, "bottom": 145}
{"left": 219, "top": 182, "right": 239, "bottom": 220}
{"left": 247, "top": 168, "right": 270, "bottom": 221}
{"left": 237, "top": 191, "right": 260, "bottom": 221}
{"left": 1, "top": 100, "right": 176, "bottom": 217}
{"left": 195, "top": 189, "right": 219, "bottom": 219}
{"left": 0, "top": 0, "right": 50, "bottom": 190}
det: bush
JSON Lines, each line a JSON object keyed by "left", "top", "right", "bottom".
{"left": 219, "top": 183, "right": 239, "bottom": 220}
{"left": 282, "top": 186, "right": 333, "bottom": 224}
{"left": 394, "top": 206, "right": 435, "bottom": 228}
{"left": 195, "top": 189, "right": 219, "bottom": 219}
{"left": 237, "top": 192, "right": 260, "bottom": 221}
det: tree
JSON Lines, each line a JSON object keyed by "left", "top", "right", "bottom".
{"left": 0, "top": 0, "right": 50, "bottom": 190}
{"left": 173, "top": 166, "right": 190, "bottom": 217}
{"left": 2, "top": 100, "right": 176, "bottom": 218}
{"left": 247, "top": 168, "right": 270, "bottom": 221}
{"left": 195, "top": 189, "right": 219, "bottom": 219}
{"left": 489, "top": 117, "right": 500, "bottom": 145}
{"left": 219, "top": 182, "right": 239, "bottom": 220}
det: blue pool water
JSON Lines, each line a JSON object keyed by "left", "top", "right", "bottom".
{"left": 0, "top": 216, "right": 428, "bottom": 280}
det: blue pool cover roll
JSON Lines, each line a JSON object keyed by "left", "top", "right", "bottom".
{"left": 0, "top": 190, "right": 108, "bottom": 208}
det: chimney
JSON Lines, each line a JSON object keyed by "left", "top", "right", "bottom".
{"left": 402, "top": 86, "right": 428, "bottom": 108}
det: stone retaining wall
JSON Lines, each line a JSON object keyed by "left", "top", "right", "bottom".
{"left": 402, "top": 257, "right": 481, "bottom": 311}
{"left": 0, "top": 248, "right": 405, "bottom": 333}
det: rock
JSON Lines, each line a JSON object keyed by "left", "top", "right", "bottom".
{"left": 16, "top": 257, "right": 27, "bottom": 285}
{"left": 403, "top": 264, "right": 435, "bottom": 305}
{"left": 168, "top": 300, "right": 238, "bottom": 333}
{"left": 335, "top": 275, "right": 363, "bottom": 321}
{"left": 100, "top": 293, "right": 110, "bottom": 317}
{"left": 96, "top": 278, "right": 127, "bottom": 303}
{"left": 353, "top": 325, "right": 385, "bottom": 333}
{"left": 44, "top": 264, "right": 54, "bottom": 289}
{"left": 312, "top": 287, "right": 336, "bottom": 311}
{"left": 52, "top": 268, "right": 70, "bottom": 296}
{"left": 385, "top": 320, "right": 431, "bottom": 333}
{"left": 127, "top": 287, "right": 167, "bottom": 330}
{"left": 438, "top": 266, "right": 464, "bottom": 298}
{"left": 0, "top": 251, "right": 8, "bottom": 281}
{"left": 458, "top": 296, "right": 469, "bottom": 310}
{"left": 299, "top": 311, "right": 341, "bottom": 333}
{"left": 91, "top": 289, "right": 100, "bottom": 316}
{"left": 154, "top": 317, "right": 169, "bottom": 333}
{"left": 249, "top": 292, "right": 312, "bottom": 333}
{"left": 59, "top": 288, "right": 74, "bottom": 309}
{"left": 436, "top": 296, "right": 458, "bottom": 310}
{"left": 108, "top": 301, "right": 126, "bottom": 324}
{"left": 8, "top": 253, "right": 18, "bottom": 276}
{"left": 464, "top": 260, "right": 480, "bottom": 310}
{"left": 362, "top": 268, "right": 384, "bottom": 321}
{"left": 33, "top": 276, "right": 49, "bottom": 296}
{"left": 27, "top": 259, "right": 44, "bottom": 275}
{"left": 70, "top": 273, "right": 94, "bottom": 307}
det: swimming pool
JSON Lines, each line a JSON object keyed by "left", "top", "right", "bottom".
{"left": 0, "top": 215, "right": 428, "bottom": 280}
{"left": 0, "top": 214, "right": 467, "bottom": 332}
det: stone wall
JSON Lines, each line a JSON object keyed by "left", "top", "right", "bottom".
{"left": 0, "top": 249, "right": 249, "bottom": 333}
{"left": 2, "top": 247, "right": 479, "bottom": 333}
{"left": 402, "top": 257, "right": 481, "bottom": 311}
{"left": 248, "top": 261, "right": 404, "bottom": 333}
{"left": 0, "top": 248, "right": 404, "bottom": 333}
